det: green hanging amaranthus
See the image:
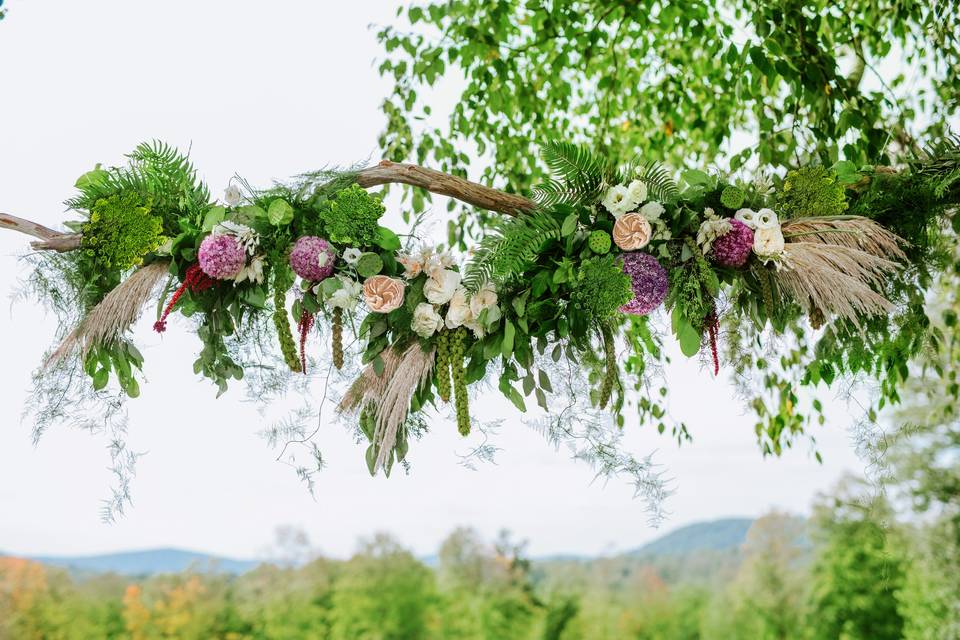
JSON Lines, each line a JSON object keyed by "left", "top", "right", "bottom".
{"left": 598, "top": 322, "right": 617, "bottom": 409}
{"left": 450, "top": 328, "right": 470, "bottom": 435}
{"left": 332, "top": 307, "right": 344, "bottom": 370}
{"left": 272, "top": 266, "right": 301, "bottom": 373}
{"left": 434, "top": 329, "right": 452, "bottom": 402}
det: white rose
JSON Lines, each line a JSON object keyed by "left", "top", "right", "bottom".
{"left": 411, "top": 303, "right": 444, "bottom": 338}
{"left": 445, "top": 287, "right": 473, "bottom": 329}
{"left": 626, "top": 179, "right": 648, "bottom": 205}
{"left": 601, "top": 184, "right": 635, "bottom": 218}
{"left": 423, "top": 268, "right": 461, "bottom": 305}
{"left": 224, "top": 184, "right": 242, "bottom": 207}
{"left": 639, "top": 201, "right": 665, "bottom": 221}
{"left": 342, "top": 247, "right": 362, "bottom": 265}
{"left": 469, "top": 282, "right": 498, "bottom": 317}
{"left": 326, "top": 276, "right": 362, "bottom": 311}
{"left": 753, "top": 226, "right": 785, "bottom": 258}
{"left": 734, "top": 208, "right": 758, "bottom": 229}
{"left": 755, "top": 208, "right": 780, "bottom": 230}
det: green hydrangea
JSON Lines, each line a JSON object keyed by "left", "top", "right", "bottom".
{"left": 720, "top": 185, "right": 745, "bottom": 209}
{"left": 318, "top": 184, "right": 385, "bottom": 246}
{"left": 777, "top": 166, "right": 848, "bottom": 218}
{"left": 571, "top": 255, "right": 633, "bottom": 320}
{"left": 81, "top": 192, "right": 165, "bottom": 270}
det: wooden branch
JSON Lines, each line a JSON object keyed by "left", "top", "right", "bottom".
{"left": 356, "top": 160, "right": 535, "bottom": 216}
{"left": 1, "top": 160, "right": 535, "bottom": 253}
{"left": 0, "top": 212, "right": 81, "bottom": 252}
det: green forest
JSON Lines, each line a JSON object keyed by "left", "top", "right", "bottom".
{"left": 2, "top": 472, "right": 958, "bottom": 640}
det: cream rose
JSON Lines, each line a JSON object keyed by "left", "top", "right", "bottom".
{"left": 753, "top": 226, "right": 785, "bottom": 258}
{"left": 626, "top": 179, "right": 648, "bottom": 205}
{"left": 445, "top": 287, "right": 472, "bottom": 329}
{"left": 469, "top": 282, "right": 498, "bottom": 317}
{"left": 363, "top": 275, "right": 405, "bottom": 313}
{"left": 613, "top": 212, "right": 653, "bottom": 251}
{"left": 638, "top": 201, "right": 665, "bottom": 221}
{"left": 754, "top": 208, "right": 780, "bottom": 230}
{"left": 412, "top": 303, "right": 443, "bottom": 338}
{"left": 424, "top": 268, "right": 461, "bottom": 305}
{"left": 734, "top": 207, "right": 758, "bottom": 229}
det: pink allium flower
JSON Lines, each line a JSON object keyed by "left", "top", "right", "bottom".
{"left": 710, "top": 218, "right": 754, "bottom": 268}
{"left": 198, "top": 234, "right": 245, "bottom": 280}
{"left": 620, "top": 252, "right": 668, "bottom": 316}
{"left": 289, "top": 236, "right": 336, "bottom": 282}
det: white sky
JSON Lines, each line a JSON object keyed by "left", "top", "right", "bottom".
{"left": 0, "top": 0, "right": 879, "bottom": 561}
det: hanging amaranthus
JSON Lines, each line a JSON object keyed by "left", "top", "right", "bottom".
{"left": 297, "top": 308, "right": 314, "bottom": 374}
{"left": 435, "top": 329, "right": 452, "bottom": 402}
{"left": 705, "top": 306, "right": 720, "bottom": 376}
{"left": 332, "top": 307, "right": 344, "bottom": 370}
{"left": 273, "top": 267, "right": 301, "bottom": 373}
{"left": 450, "top": 328, "right": 470, "bottom": 435}
{"left": 598, "top": 322, "right": 617, "bottom": 409}
{"left": 154, "top": 264, "right": 213, "bottom": 333}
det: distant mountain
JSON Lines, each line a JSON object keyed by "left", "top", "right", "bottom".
{"left": 5, "top": 548, "right": 260, "bottom": 576}
{"left": 627, "top": 518, "right": 754, "bottom": 557}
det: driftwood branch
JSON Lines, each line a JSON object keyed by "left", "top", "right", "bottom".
{"left": 1, "top": 161, "right": 535, "bottom": 253}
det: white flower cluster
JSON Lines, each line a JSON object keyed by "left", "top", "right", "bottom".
{"left": 400, "top": 246, "right": 500, "bottom": 339}
{"left": 735, "top": 207, "right": 786, "bottom": 262}
{"left": 696, "top": 207, "right": 733, "bottom": 254}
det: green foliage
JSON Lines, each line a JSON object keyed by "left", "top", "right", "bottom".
{"left": 570, "top": 255, "right": 633, "bottom": 321}
{"left": 81, "top": 192, "right": 164, "bottom": 271}
{"left": 777, "top": 167, "right": 848, "bottom": 218}
{"left": 67, "top": 140, "right": 210, "bottom": 227}
{"left": 462, "top": 209, "right": 562, "bottom": 292}
{"left": 317, "top": 184, "right": 385, "bottom": 246}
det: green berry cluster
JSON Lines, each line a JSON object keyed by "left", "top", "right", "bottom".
{"left": 720, "top": 185, "right": 745, "bottom": 209}
{"left": 332, "top": 307, "right": 344, "bottom": 370}
{"left": 82, "top": 192, "right": 165, "bottom": 271}
{"left": 435, "top": 330, "right": 452, "bottom": 402}
{"left": 318, "top": 184, "right": 385, "bottom": 246}
{"left": 272, "top": 267, "right": 302, "bottom": 373}
{"left": 777, "top": 166, "right": 848, "bottom": 218}
{"left": 450, "top": 328, "right": 470, "bottom": 436}
{"left": 588, "top": 229, "right": 611, "bottom": 254}
{"left": 597, "top": 322, "right": 617, "bottom": 409}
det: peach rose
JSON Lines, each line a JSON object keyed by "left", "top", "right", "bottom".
{"left": 613, "top": 212, "right": 652, "bottom": 251}
{"left": 363, "top": 275, "right": 405, "bottom": 313}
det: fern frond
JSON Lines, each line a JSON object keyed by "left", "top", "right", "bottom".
{"left": 534, "top": 141, "right": 614, "bottom": 207}
{"left": 65, "top": 140, "right": 210, "bottom": 225}
{"left": 633, "top": 160, "right": 680, "bottom": 203}
{"left": 912, "top": 132, "right": 960, "bottom": 200}
{"left": 462, "top": 209, "right": 562, "bottom": 292}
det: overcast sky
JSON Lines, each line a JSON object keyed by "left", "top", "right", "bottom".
{"left": 0, "top": 0, "right": 895, "bottom": 561}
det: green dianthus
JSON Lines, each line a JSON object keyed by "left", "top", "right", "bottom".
{"left": 777, "top": 166, "right": 848, "bottom": 218}
{"left": 571, "top": 255, "right": 634, "bottom": 320}
{"left": 318, "top": 184, "right": 385, "bottom": 246}
{"left": 81, "top": 192, "right": 165, "bottom": 270}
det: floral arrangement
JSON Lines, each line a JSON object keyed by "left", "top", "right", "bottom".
{"left": 8, "top": 138, "right": 959, "bottom": 497}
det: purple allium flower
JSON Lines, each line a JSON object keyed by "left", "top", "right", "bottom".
{"left": 289, "top": 236, "right": 336, "bottom": 282}
{"left": 620, "top": 252, "right": 668, "bottom": 315}
{"left": 710, "top": 218, "right": 754, "bottom": 268}
{"left": 198, "top": 234, "right": 245, "bottom": 280}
